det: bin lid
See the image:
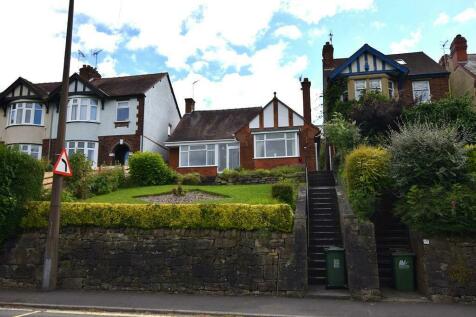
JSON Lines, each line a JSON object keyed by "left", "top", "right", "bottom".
{"left": 325, "top": 246, "right": 345, "bottom": 252}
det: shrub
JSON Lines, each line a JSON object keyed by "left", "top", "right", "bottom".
{"left": 65, "top": 152, "right": 93, "bottom": 199}
{"left": 466, "top": 145, "right": 476, "bottom": 175}
{"left": 40, "top": 188, "right": 76, "bottom": 202}
{"left": 343, "top": 146, "right": 391, "bottom": 219}
{"left": 21, "top": 201, "right": 294, "bottom": 233}
{"left": 129, "top": 152, "right": 174, "bottom": 186}
{"left": 181, "top": 172, "right": 202, "bottom": 185}
{"left": 89, "top": 168, "right": 126, "bottom": 195}
{"left": 387, "top": 122, "right": 468, "bottom": 193}
{"left": 324, "top": 112, "right": 360, "bottom": 158}
{"left": 403, "top": 95, "right": 476, "bottom": 139}
{"left": 271, "top": 183, "right": 295, "bottom": 207}
{"left": 396, "top": 184, "right": 476, "bottom": 235}
{"left": 0, "top": 145, "right": 44, "bottom": 243}
{"left": 216, "top": 166, "right": 304, "bottom": 184}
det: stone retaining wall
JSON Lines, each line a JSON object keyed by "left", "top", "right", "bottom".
{"left": 410, "top": 233, "right": 476, "bottom": 302}
{"left": 0, "top": 191, "right": 307, "bottom": 295}
{"left": 335, "top": 185, "right": 381, "bottom": 301}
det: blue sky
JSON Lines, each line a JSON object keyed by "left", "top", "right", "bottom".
{"left": 1, "top": 0, "right": 475, "bottom": 122}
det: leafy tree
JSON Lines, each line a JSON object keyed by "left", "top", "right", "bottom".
{"left": 324, "top": 113, "right": 360, "bottom": 163}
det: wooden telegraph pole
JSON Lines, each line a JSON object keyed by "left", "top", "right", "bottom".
{"left": 42, "top": 0, "right": 74, "bottom": 291}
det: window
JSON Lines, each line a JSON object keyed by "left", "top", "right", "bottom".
{"left": 68, "top": 98, "right": 99, "bottom": 122}
{"left": 395, "top": 58, "right": 407, "bottom": 65}
{"left": 179, "top": 144, "right": 216, "bottom": 167}
{"left": 9, "top": 144, "right": 42, "bottom": 160}
{"left": 66, "top": 141, "right": 98, "bottom": 166}
{"left": 369, "top": 79, "right": 382, "bottom": 93}
{"left": 354, "top": 80, "right": 366, "bottom": 100}
{"left": 388, "top": 81, "right": 395, "bottom": 98}
{"left": 254, "top": 132, "right": 298, "bottom": 158}
{"left": 8, "top": 103, "right": 43, "bottom": 126}
{"left": 412, "top": 81, "right": 431, "bottom": 103}
{"left": 168, "top": 124, "right": 172, "bottom": 136}
{"left": 116, "top": 101, "right": 129, "bottom": 121}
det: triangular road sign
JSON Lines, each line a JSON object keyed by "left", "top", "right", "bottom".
{"left": 53, "top": 148, "right": 73, "bottom": 177}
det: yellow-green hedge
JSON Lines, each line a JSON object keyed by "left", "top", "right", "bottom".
{"left": 21, "top": 202, "right": 294, "bottom": 233}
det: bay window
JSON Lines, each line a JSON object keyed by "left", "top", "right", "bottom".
{"left": 68, "top": 98, "right": 99, "bottom": 122}
{"left": 254, "top": 132, "right": 298, "bottom": 158}
{"left": 9, "top": 144, "right": 42, "bottom": 160}
{"left": 180, "top": 144, "right": 216, "bottom": 167}
{"left": 412, "top": 81, "right": 430, "bottom": 103}
{"left": 116, "top": 101, "right": 129, "bottom": 121}
{"left": 66, "top": 141, "right": 98, "bottom": 166}
{"left": 8, "top": 103, "right": 43, "bottom": 126}
{"left": 369, "top": 79, "right": 382, "bottom": 93}
{"left": 354, "top": 80, "right": 366, "bottom": 100}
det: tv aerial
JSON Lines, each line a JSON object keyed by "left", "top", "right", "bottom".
{"left": 91, "top": 49, "right": 103, "bottom": 68}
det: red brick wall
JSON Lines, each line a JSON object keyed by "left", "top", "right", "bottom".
{"left": 98, "top": 135, "right": 140, "bottom": 166}
{"left": 168, "top": 147, "right": 218, "bottom": 176}
{"left": 398, "top": 76, "right": 449, "bottom": 105}
{"left": 42, "top": 138, "right": 58, "bottom": 162}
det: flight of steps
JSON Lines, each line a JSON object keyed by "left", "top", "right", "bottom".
{"left": 373, "top": 212, "right": 412, "bottom": 287}
{"left": 307, "top": 171, "right": 343, "bottom": 285}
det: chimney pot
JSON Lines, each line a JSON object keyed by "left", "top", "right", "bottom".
{"left": 79, "top": 64, "right": 101, "bottom": 81}
{"left": 185, "top": 98, "right": 195, "bottom": 114}
{"left": 301, "top": 78, "right": 311, "bottom": 124}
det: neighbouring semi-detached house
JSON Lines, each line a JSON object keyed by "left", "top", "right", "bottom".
{"left": 0, "top": 65, "right": 181, "bottom": 167}
{"left": 165, "top": 79, "right": 320, "bottom": 176}
{"left": 440, "top": 34, "right": 476, "bottom": 106}
{"left": 322, "top": 41, "right": 449, "bottom": 105}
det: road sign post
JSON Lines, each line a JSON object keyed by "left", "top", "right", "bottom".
{"left": 42, "top": 0, "right": 74, "bottom": 291}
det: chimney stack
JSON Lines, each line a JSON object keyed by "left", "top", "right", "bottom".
{"left": 79, "top": 65, "right": 101, "bottom": 81}
{"left": 301, "top": 78, "right": 311, "bottom": 124}
{"left": 450, "top": 34, "right": 468, "bottom": 64}
{"left": 185, "top": 98, "right": 195, "bottom": 114}
{"left": 322, "top": 42, "right": 334, "bottom": 70}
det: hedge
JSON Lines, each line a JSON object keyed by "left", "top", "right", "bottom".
{"left": 21, "top": 202, "right": 294, "bottom": 233}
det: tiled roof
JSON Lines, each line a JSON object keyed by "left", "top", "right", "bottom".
{"left": 167, "top": 107, "right": 262, "bottom": 142}
{"left": 331, "top": 51, "right": 447, "bottom": 77}
{"left": 463, "top": 54, "right": 476, "bottom": 77}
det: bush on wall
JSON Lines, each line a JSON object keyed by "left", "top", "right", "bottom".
{"left": 343, "top": 145, "right": 391, "bottom": 219}
{"left": 22, "top": 201, "right": 294, "bottom": 233}
{"left": 387, "top": 122, "right": 469, "bottom": 193}
{"left": 129, "top": 152, "right": 173, "bottom": 186}
{"left": 0, "top": 145, "right": 44, "bottom": 243}
{"left": 396, "top": 184, "right": 476, "bottom": 235}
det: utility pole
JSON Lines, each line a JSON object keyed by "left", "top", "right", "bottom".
{"left": 42, "top": 0, "right": 74, "bottom": 291}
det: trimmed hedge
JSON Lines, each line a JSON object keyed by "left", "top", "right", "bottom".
{"left": 21, "top": 201, "right": 294, "bottom": 233}
{"left": 271, "top": 183, "right": 294, "bottom": 207}
{"left": 343, "top": 146, "right": 391, "bottom": 219}
{"left": 129, "top": 152, "right": 174, "bottom": 186}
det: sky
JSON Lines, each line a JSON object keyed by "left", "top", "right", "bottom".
{"left": 1, "top": 0, "right": 476, "bottom": 123}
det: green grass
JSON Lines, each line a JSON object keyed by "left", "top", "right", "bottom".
{"left": 84, "top": 184, "right": 280, "bottom": 205}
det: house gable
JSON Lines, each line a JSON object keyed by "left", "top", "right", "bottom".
{"left": 329, "top": 44, "right": 409, "bottom": 79}
{"left": 248, "top": 97, "right": 304, "bottom": 129}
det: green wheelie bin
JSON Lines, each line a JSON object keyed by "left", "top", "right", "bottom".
{"left": 392, "top": 252, "right": 415, "bottom": 291}
{"left": 325, "top": 246, "right": 346, "bottom": 288}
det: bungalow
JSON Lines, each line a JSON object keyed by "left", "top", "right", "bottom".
{"left": 0, "top": 65, "right": 181, "bottom": 167}
{"left": 165, "top": 79, "right": 320, "bottom": 176}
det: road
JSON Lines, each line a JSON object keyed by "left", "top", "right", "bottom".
{"left": 0, "top": 308, "right": 186, "bottom": 317}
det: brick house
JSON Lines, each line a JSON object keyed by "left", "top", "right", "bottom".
{"left": 165, "top": 79, "right": 320, "bottom": 176}
{"left": 322, "top": 42, "right": 449, "bottom": 107}
{"left": 0, "top": 65, "right": 181, "bottom": 167}
{"left": 439, "top": 34, "right": 476, "bottom": 106}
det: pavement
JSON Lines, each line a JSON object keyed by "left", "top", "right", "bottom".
{"left": 0, "top": 289, "right": 475, "bottom": 317}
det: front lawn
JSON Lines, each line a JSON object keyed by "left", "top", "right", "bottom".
{"left": 84, "top": 184, "right": 280, "bottom": 205}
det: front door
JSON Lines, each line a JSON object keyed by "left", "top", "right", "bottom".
{"left": 227, "top": 145, "right": 240, "bottom": 170}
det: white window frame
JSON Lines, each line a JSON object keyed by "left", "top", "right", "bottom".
{"left": 116, "top": 101, "right": 130, "bottom": 122}
{"left": 354, "top": 80, "right": 367, "bottom": 100}
{"left": 369, "top": 79, "right": 382, "bottom": 93}
{"left": 7, "top": 102, "right": 44, "bottom": 126}
{"left": 167, "top": 124, "right": 172, "bottom": 136}
{"left": 388, "top": 81, "right": 395, "bottom": 98}
{"left": 66, "top": 140, "right": 99, "bottom": 167}
{"left": 67, "top": 97, "right": 100, "bottom": 122}
{"left": 412, "top": 81, "right": 431, "bottom": 103}
{"left": 179, "top": 144, "right": 217, "bottom": 168}
{"left": 253, "top": 131, "right": 299, "bottom": 159}
{"left": 8, "top": 143, "right": 42, "bottom": 160}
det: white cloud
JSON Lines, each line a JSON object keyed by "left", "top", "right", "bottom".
{"left": 97, "top": 56, "right": 118, "bottom": 77}
{"left": 75, "top": 24, "right": 122, "bottom": 53}
{"left": 274, "top": 25, "right": 302, "bottom": 40}
{"left": 433, "top": 12, "right": 449, "bottom": 26}
{"left": 454, "top": 8, "right": 476, "bottom": 23}
{"left": 390, "top": 30, "right": 422, "bottom": 53}
{"left": 308, "top": 27, "right": 327, "bottom": 38}
{"left": 371, "top": 21, "right": 386, "bottom": 29}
